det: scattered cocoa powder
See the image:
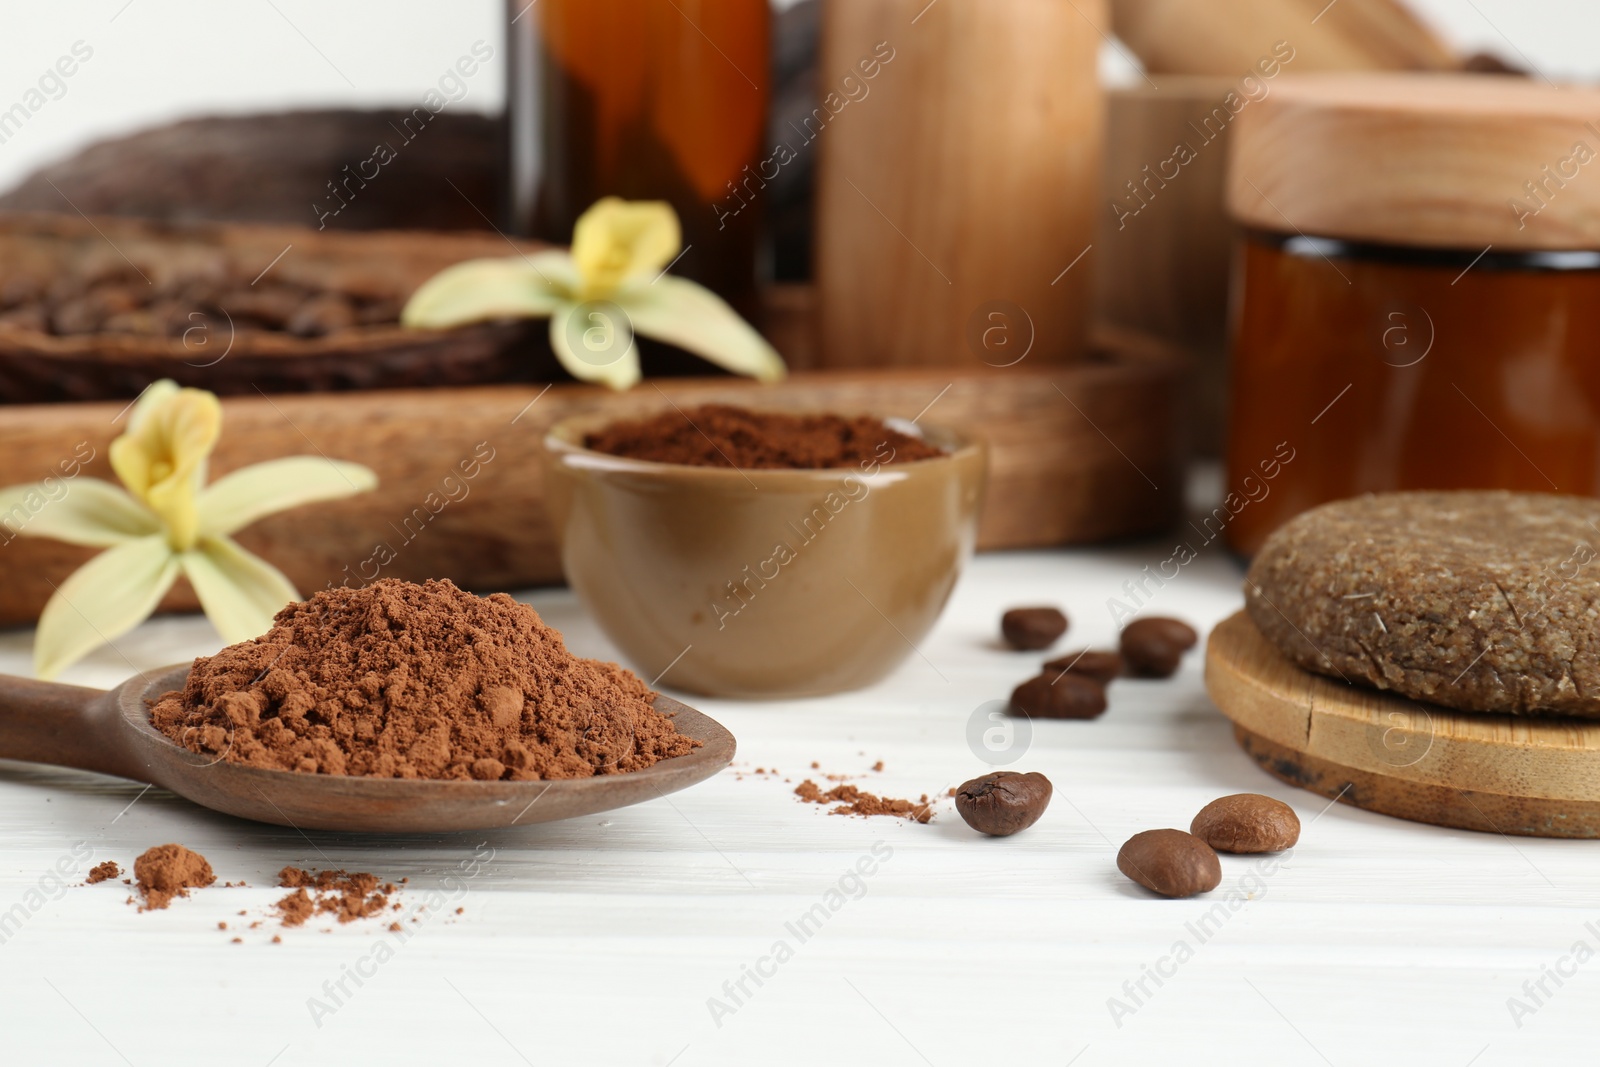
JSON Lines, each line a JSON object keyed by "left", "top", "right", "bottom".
{"left": 85, "top": 861, "right": 120, "bottom": 885}
{"left": 275, "top": 888, "right": 315, "bottom": 927}
{"left": 133, "top": 844, "right": 216, "bottom": 911}
{"left": 150, "top": 579, "right": 698, "bottom": 779}
{"left": 795, "top": 780, "right": 934, "bottom": 823}
{"left": 275, "top": 866, "right": 394, "bottom": 926}
{"left": 582, "top": 404, "right": 946, "bottom": 469}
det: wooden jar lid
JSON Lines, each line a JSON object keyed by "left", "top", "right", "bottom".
{"left": 1227, "top": 74, "right": 1600, "bottom": 251}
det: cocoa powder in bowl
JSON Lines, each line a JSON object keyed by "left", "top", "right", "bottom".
{"left": 150, "top": 579, "right": 697, "bottom": 780}
{"left": 582, "top": 404, "right": 946, "bottom": 469}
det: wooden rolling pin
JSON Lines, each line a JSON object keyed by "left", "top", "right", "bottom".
{"left": 1110, "top": 0, "right": 1458, "bottom": 75}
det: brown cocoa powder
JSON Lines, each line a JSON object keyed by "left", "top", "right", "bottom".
{"left": 795, "top": 779, "right": 934, "bottom": 823}
{"left": 133, "top": 844, "right": 216, "bottom": 910}
{"left": 85, "top": 861, "right": 120, "bottom": 885}
{"left": 150, "top": 579, "right": 697, "bottom": 780}
{"left": 583, "top": 404, "right": 946, "bottom": 469}
{"left": 275, "top": 866, "right": 394, "bottom": 926}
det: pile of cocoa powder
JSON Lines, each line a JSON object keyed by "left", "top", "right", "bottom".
{"left": 583, "top": 404, "right": 946, "bottom": 469}
{"left": 133, "top": 844, "right": 215, "bottom": 911}
{"left": 151, "top": 579, "right": 697, "bottom": 779}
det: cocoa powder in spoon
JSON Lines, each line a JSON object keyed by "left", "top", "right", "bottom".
{"left": 150, "top": 579, "right": 697, "bottom": 780}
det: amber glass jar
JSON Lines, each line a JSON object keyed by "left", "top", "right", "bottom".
{"left": 505, "top": 0, "right": 770, "bottom": 316}
{"left": 1223, "top": 75, "right": 1600, "bottom": 555}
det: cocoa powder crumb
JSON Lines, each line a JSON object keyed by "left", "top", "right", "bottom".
{"left": 133, "top": 844, "right": 215, "bottom": 911}
{"left": 275, "top": 866, "right": 394, "bottom": 927}
{"left": 275, "top": 888, "right": 314, "bottom": 927}
{"left": 583, "top": 405, "right": 946, "bottom": 470}
{"left": 85, "top": 861, "right": 120, "bottom": 885}
{"left": 150, "top": 579, "right": 698, "bottom": 780}
{"left": 795, "top": 779, "right": 934, "bottom": 823}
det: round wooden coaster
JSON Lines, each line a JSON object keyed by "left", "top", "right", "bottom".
{"left": 1204, "top": 611, "right": 1600, "bottom": 839}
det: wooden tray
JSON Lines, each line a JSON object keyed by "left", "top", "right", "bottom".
{"left": 0, "top": 350, "right": 1186, "bottom": 627}
{"left": 0, "top": 212, "right": 558, "bottom": 402}
{"left": 1205, "top": 611, "right": 1600, "bottom": 838}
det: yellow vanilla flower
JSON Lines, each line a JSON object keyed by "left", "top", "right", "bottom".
{"left": 0, "top": 380, "right": 377, "bottom": 678}
{"left": 401, "top": 197, "right": 785, "bottom": 390}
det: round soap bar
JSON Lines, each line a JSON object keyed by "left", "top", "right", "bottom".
{"left": 1245, "top": 490, "right": 1600, "bottom": 717}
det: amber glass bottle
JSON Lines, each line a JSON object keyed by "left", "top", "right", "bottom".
{"left": 506, "top": 0, "right": 770, "bottom": 317}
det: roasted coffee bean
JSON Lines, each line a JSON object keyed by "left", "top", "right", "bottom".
{"left": 1009, "top": 672, "right": 1106, "bottom": 720}
{"left": 0, "top": 306, "right": 47, "bottom": 333}
{"left": 1120, "top": 616, "right": 1198, "bottom": 678}
{"left": 954, "top": 771, "right": 1052, "bottom": 836}
{"left": 1001, "top": 606, "right": 1068, "bottom": 650}
{"left": 0, "top": 276, "right": 41, "bottom": 309}
{"left": 1042, "top": 648, "right": 1123, "bottom": 684}
{"left": 1128, "top": 616, "right": 1197, "bottom": 650}
{"left": 355, "top": 297, "right": 403, "bottom": 326}
{"left": 220, "top": 286, "right": 304, "bottom": 329}
{"left": 89, "top": 285, "right": 143, "bottom": 318}
{"left": 101, "top": 310, "right": 166, "bottom": 337}
{"left": 1191, "top": 793, "right": 1300, "bottom": 853}
{"left": 287, "top": 294, "right": 358, "bottom": 337}
{"left": 1117, "top": 829, "right": 1221, "bottom": 898}
{"left": 50, "top": 296, "right": 106, "bottom": 335}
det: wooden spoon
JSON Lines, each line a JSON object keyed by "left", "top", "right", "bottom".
{"left": 0, "top": 665, "right": 736, "bottom": 833}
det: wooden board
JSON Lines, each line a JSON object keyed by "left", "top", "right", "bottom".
{"left": 1205, "top": 610, "right": 1600, "bottom": 838}
{"left": 1109, "top": 0, "right": 1457, "bottom": 75}
{"left": 0, "top": 354, "right": 1185, "bottom": 627}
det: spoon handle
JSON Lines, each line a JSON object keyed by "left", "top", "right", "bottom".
{"left": 0, "top": 675, "right": 138, "bottom": 779}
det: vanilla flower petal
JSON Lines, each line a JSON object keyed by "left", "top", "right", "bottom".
{"left": 34, "top": 534, "right": 180, "bottom": 680}
{"left": 110, "top": 382, "right": 222, "bottom": 550}
{"left": 572, "top": 198, "right": 681, "bottom": 299}
{"left": 197, "top": 457, "right": 378, "bottom": 538}
{"left": 180, "top": 535, "right": 299, "bottom": 644}
{"left": 624, "top": 276, "right": 787, "bottom": 383}
{"left": 400, "top": 253, "right": 576, "bottom": 329}
{"left": 548, "top": 306, "right": 642, "bottom": 391}
{"left": 0, "top": 478, "right": 159, "bottom": 547}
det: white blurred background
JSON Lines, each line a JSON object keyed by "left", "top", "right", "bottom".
{"left": 0, "top": 0, "right": 1595, "bottom": 194}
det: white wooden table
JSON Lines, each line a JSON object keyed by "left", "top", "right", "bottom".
{"left": 0, "top": 542, "right": 1592, "bottom": 1065}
